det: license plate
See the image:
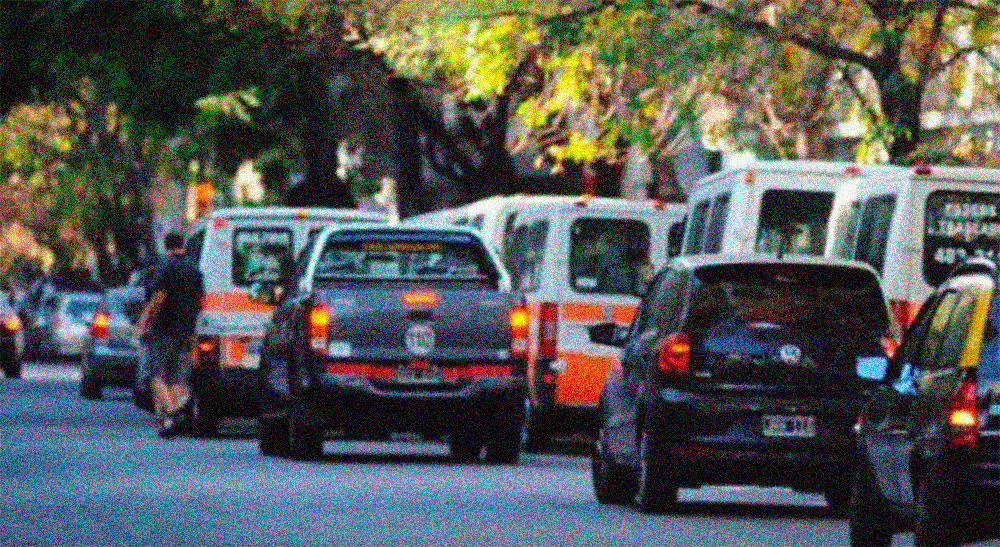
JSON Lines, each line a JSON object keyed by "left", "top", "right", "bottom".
{"left": 762, "top": 415, "right": 816, "bottom": 438}
{"left": 242, "top": 352, "right": 260, "bottom": 369}
{"left": 395, "top": 367, "right": 442, "bottom": 383}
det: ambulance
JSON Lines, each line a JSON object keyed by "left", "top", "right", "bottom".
{"left": 183, "top": 207, "right": 386, "bottom": 435}
{"left": 407, "top": 195, "right": 686, "bottom": 449}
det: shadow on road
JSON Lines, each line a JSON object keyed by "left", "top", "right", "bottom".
{"left": 670, "top": 500, "right": 837, "bottom": 520}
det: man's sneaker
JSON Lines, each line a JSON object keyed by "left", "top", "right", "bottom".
{"left": 158, "top": 411, "right": 191, "bottom": 439}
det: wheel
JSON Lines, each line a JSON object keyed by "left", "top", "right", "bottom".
{"left": 484, "top": 402, "right": 524, "bottom": 465}
{"left": 190, "top": 394, "right": 219, "bottom": 438}
{"left": 633, "top": 425, "right": 677, "bottom": 513}
{"left": 287, "top": 412, "right": 323, "bottom": 460}
{"left": 79, "top": 375, "right": 102, "bottom": 400}
{"left": 1, "top": 357, "right": 21, "bottom": 379}
{"left": 914, "top": 469, "right": 961, "bottom": 547}
{"left": 592, "top": 428, "right": 636, "bottom": 505}
{"left": 520, "top": 399, "right": 549, "bottom": 453}
{"left": 848, "top": 464, "right": 892, "bottom": 547}
{"left": 259, "top": 415, "right": 290, "bottom": 457}
{"left": 449, "top": 426, "right": 482, "bottom": 463}
{"left": 824, "top": 478, "right": 852, "bottom": 517}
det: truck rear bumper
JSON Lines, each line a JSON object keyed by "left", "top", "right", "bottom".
{"left": 299, "top": 374, "right": 525, "bottom": 435}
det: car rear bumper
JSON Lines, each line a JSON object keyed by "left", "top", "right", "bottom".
{"left": 83, "top": 346, "right": 139, "bottom": 385}
{"left": 298, "top": 374, "right": 525, "bottom": 434}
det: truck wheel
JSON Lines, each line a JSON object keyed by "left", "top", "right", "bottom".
{"left": 848, "top": 464, "right": 892, "bottom": 547}
{"left": 633, "top": 426, "right": 677, "bottom": 513}
{"left": 520, "top": 400, "right": 549, "bottom": 453}
{"left": 485, "top": 403, "right": 524, "bottom": 465}
{"left": 191, "top": 395, "right": 219, "bottom": 438}
{"left": 79, "top": 375, "right": 102, "bottom": 400}
{"left": 824, "top": 478, "right": 852, "bottom": 517}
{"left": 592, "top": 428, "right": 635, "bottom": 505}
{"left": 259, "top": 415, "right": 290, "bottom": 457}
{"left": 450, "top": 426, "right": 482, "bottom": 463}
{"left": 2, "top": 357, "right": 21, "bottom": 379}
{"left": 288, "top": 413, "right": 323, "bottom": 460}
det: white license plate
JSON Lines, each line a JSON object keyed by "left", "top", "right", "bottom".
{"left": 242, "top": 352, "right": 260, "bottom": 369}
{"left": 762, "top": 415, "right": 816, "bottom": 438}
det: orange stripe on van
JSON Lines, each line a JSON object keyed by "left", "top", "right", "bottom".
{"left": 562, "top": 302, "right": 603, "bottom": 322}
{"left": 201, "top": 292, "right": 274, "bottom": 313}
{"left": 612, "top": 305, "right": 636, "bottom": 324}
{"left": 553, "top": 351, "right": 619, "bottom": 407}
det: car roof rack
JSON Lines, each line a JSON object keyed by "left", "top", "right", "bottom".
{"left": 948, "top": 256, "right": 998, "bottom": 278}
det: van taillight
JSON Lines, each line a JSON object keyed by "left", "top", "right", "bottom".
{"left": 194, "top": 336, "right": 220, "bottom": 369}
{"left": 538, "top": 302, "right": 559, "bottom": 360}
{"left": 658, "top": 332, "right": 691, "bottom": 374}
{"left": 889, "top": 299, "right": 917, "bottom": 331}
{"left": 947, "top": 377, "right": 978, "bottom": 449}
{"left": 509, "top": 301, "right": 529, "bottom": 359}
{"left": 309, "top": 303, "right": 330, "bottom": 355}
{"left": 89, "top": 310, "right": 110, "bottom": 340}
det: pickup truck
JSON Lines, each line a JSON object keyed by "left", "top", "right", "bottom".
{"left": 255, "top": 223, "right": 529, "bottom": 463}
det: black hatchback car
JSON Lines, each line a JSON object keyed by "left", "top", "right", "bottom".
{"left": 851, "top": 257, "right": 1000, "bottom": 547}
{"left": 588, "top": 254, "right": 894, "bottom": 513}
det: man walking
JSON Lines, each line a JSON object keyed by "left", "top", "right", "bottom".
{"left": 136, "top": 232, "right": 204, "bottom": 438}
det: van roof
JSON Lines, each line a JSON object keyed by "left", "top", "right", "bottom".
{"left": 463, "top": 194, "right": 685, "bottom": 212}
{"left": 199, "top": 206, "right": 387, "bottom": 224}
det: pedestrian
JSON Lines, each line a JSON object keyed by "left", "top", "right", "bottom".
{"left": 135, "top": 232, "right": 204, "bottom": 438}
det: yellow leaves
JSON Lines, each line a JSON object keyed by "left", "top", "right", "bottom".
{"left": 247, "top": 0, "right": 308, "bottom": 30}
{"left": 971, "top": 13, "right": 1000, "bottom": 47}
{"left": 194, "top": 89, "right": 260, "bottom": 124}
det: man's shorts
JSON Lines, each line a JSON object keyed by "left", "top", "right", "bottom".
{"left": 143, "top": 335, "right": 193, "bottom": 385}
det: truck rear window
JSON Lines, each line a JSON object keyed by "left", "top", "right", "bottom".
{"left": 315, "top": 232, "right": 496, "bottom": 283}
{"left": 924, "top": 190, "right": 1000, "bottom": 287}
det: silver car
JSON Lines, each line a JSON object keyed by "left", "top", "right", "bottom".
{"left": 44, "top": 292, "right": 102, "bottom": 358}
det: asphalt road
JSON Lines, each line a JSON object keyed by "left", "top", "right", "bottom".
{"left": 1, "top": 361, "right": 972, "bottom": 547}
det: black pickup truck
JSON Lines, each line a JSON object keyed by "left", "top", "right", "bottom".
{"left": 255, "top": 223, "right": 528, "bottom": 463}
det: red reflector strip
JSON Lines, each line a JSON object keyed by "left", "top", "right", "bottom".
{"left": 440, "top": 364, "right": 512, "bottom": 380}
{"left": 326, "top": 362, "right": 394, "bottom": 379}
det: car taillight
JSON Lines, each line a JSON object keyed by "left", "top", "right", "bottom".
{"left": 89, "top": 310, "right": 110, "bottom": 340}
{"left": 946, "top": 376, "right": 978, "bottom": 449}
{"left": 880, "top": 336, "right": 899, "bottom": 359}
{"left": 538, "top": 302, "right": 558, "bottom": 360}
{"left": 658, "top": 332, "right": 691, "bottom": 374}
{"left": 509, "top": 301, "right": 529, "bottom": 359}
{"left": 889, "top": 299, "right": 917, "bottom": 331}
{"left": 3, "top": 314, "right": 21, "bottom": 333}
{"left": 309, "top": 303, "right": 330, "bottom": 355}
{"left": 194, "top": 336, "right": 220, "bottom": 369}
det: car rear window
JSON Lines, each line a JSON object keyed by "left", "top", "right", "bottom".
{"left": 65, "top": 298, "right": 100, "bottom": 321}
{"left": 315, "top": 231, "right": 498, "bottom": 285}
{"left": 692, "top": 263, "right": 890, "bottom": 334}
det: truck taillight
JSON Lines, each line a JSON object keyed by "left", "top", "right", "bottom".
{"left": 194, "top": 336, "right": 220, "bottom": 369}
{"left": 309, "top": 303, "right": 330, "bottom": 355}
{"left": 538, "top": 302, "right": 558, "bottom": 360}
{"left": 509, "top": 301, "right": 529, "bottom": 359}
{"left": 658, "top": 332, "right": 691, "bottom": 374}
{"left": 947, "top": 376, "right": 978, "bottom": 449}
{"left": 89, "top": 310, "right": 110, "bottom": 340}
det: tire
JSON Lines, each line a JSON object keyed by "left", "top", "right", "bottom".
{"left": 79, "top": 375, "right": 102, "bottom": 400}
{"left": 592, "top": 428, "right": 636, "bottom": 505}
{"left": 914, "top": 470, "right": 960, "bottom": 547}
{"left": 190, "top": 394, "right": 219, "bottom": 438}
{"left": 520, "top": 400, "right": 549, "bottom": 454}
{"left": 287, "top": 412, "right": 323, "bottom": 460}
{"left": 824, "top": 478, "right": 852, "bottom": 517}
{"left": 633, "top": 425, "right": 677, "bottom": 514}
{"left": 259, "top": 415, "right": 290, "bottom": 457}
{"left": 1, "top": 357, "right": 20, "bottom": 379}
{"left": 848, "top": 464, "right": 893, "bottom": 547}
{"left": 485, "top": 402, "right": 524, "bottom": 465}
{"left": 450, "top": 427, "right": 483, "bottom": 463}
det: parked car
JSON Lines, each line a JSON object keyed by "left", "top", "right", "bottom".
{"left": 0, "top": 297, "right": 24, "bottom": 378}
{"left": 255, "top": 223, "right": 528, "bottom": 462}
{"left": 79, "top": 287, "right": 144, "bottom": 400}
{"left": 588, "top": 254, "right": 894, "bottom": 513}
{"left": 851, "top": 257, "right": 1000, "bottom": 547}
{"left": 41, "top": 292, "right": 102, "bottom": 359}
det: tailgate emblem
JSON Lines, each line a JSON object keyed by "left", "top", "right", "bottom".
{"left": 405, "top": 324, "right": 435, "bottom": 355}
{"left": 778, "top": 344, "right": 802, "bottom": 365}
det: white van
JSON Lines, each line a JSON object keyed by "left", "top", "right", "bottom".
{"left": 829, "top": 164, "right": 1000, "bottom": 329}
{"left": 681, "top": 161, "right": 870, "bottom": 257}
{"left": 182, "top": 206, "right": 386, "bottom": 435}
{"left": 407, "top": 195, "right": 686, "bottom": 448}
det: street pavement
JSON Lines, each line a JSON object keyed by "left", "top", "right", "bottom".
{"left": 3, "top": 361, "right": 990, "bottom": 546}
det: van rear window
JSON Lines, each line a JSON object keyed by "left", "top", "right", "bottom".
{"left": 755, "top": 190, "right": 834, "bottom": 255}
{"left": 570, "top": 218, "right": 651, "bottom": 296}
{"left": 232, "top": 229, "right": 294, "bottom": 287}
{"left": 924, "top": 190, "right": 1000, "bottom": 287}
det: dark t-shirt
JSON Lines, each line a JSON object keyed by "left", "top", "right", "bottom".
{"left": 147, "top": 254, "right": 203, "bottom": 339}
